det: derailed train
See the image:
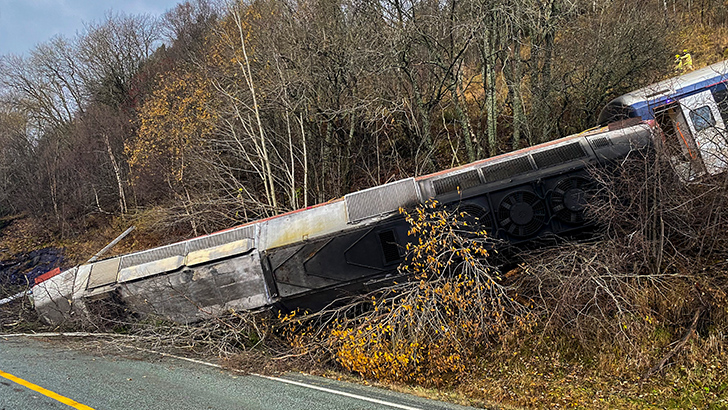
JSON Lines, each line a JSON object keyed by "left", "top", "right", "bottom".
{"left": 32, "top": 60, "right": 728, "bottom": 325}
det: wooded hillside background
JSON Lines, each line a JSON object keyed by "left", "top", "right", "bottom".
{"left": 1, "top": 0, "right": 726, "bottom": 241}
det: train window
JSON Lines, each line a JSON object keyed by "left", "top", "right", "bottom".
{"left": 378, "top": 230, "right": 402, "bottom": 264}
{"left": 689, "top": 106, "right": 716, "bottom": 132}
{"left": 712, "top": 87, "right": 728, "bottom": 125}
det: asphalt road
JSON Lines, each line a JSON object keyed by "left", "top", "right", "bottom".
{"left": 0, "top": 336, "right": 482, "bottom": 410}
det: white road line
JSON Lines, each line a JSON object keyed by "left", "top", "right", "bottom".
{"left": 106, "top": 343, "right": 425, "bottom": 410}
{"left": 253, "top": 373, "right": 424, "bottom": 410}
{"left": 121, "top": 344, "right": 423, "bottom": 410}
{"left": 1, "top": 332, "right": 121, "bottom": 338}
{"left": 118, "top": 344, "right": 223, "bottom": 368}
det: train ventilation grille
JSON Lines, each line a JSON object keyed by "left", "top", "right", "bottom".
{"left": 481, "top": 157, "right": 534, "bottom": 183}
{"left": 433, "top": 170, "right": 482, "bottom": 196}
{"left": 532, "top": 142, "right": 587, "bottom": 169}
{"left": 345, "top": 178, "right": 419, "bottom": 223}
{"left": 378, "top": 230, "right": 402, "bottom": 264}
{"left": 120, "top": 242, "right": 188, "bottom": 270}
{"left": 497, "top": 191, "right": 546, "bottom": 238}
{"left": 590, "top": 136, "right": 611, "bottom": 149}
{"left": 550, "top": 177, "right": 592, "bottom": 224}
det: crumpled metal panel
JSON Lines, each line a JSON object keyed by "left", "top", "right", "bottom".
{"left": 345, "top": 178, "right": 420, "bottom": 223}
{"left": 33, "top": 267, "right": 77, "bottom": 324}
{"left": 119, "top": 251, "right": 270, "bottom": 324}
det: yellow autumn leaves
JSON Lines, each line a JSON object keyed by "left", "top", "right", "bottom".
{"left": 322, "top": 200, "right": 533, "bottom": 386}
{"left": 128, "top": 70, "right": 216, "bottom": 189}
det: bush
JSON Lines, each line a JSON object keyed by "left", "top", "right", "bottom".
{"left": 512, "top": 144, "right": 728, "bottom": 382}
{"left": 323, "top": 201, "right": 533, "bottom": 386}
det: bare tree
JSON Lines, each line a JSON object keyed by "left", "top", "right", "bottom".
{"left": 78, "top": 12, "right": 162, "bottom": 107}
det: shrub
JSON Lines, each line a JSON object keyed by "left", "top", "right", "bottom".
{"left": 325, "top": 200, "right": 533, "bottom": 386}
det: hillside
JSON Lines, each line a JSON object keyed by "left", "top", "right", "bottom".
{"left": 2, "top": 0, "right": 728, "bottom": 408}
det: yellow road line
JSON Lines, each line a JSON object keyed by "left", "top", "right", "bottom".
{"left": 0, "top": 369, "right": 95, "bottom": 410}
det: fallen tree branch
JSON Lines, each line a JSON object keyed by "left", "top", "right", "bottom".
{"left": 643, "top": 308, "right": 702, "bottom": 381}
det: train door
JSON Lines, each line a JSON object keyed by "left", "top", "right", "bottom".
{"left": 654, "top": 103, "right": 705, "bottom": 180}
{"left": 678, "top": 90, "right": 728, "bottom": 175}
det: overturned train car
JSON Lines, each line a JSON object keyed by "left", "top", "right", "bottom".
{"left": 31, "top": 122, "right": 655, "bottom": 325}
{"left": 599, "top": 59, "right": 728, "bottom": 179}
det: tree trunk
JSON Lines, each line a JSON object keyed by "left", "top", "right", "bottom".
{"left": 232, "top": 6, "right": 277, "bottom": 213}
{"left": 103, "top": 133, "right": 127, "bottom": 214}
{"left": 321, "top": 119, "right": 335, "bottom": 198}
{"left": 409, "top": 73, "right": 436, "bottom": 171}
{"left": 285, "top": 111, "right": 297, "bottom": 209}
{"left": 482, "top": 20, "right": 498, "bottom": 157}
{"left": 299, "top": 113, "right": 308, "bottom": 208}
{"left": 506, "top": 39, "right": 524, "bottom": 151}
{"left": 452, "top": 69, "right": 476, "bottom": 162}
{"left": 343, "top": 114, "right": 356, "bottom": 193}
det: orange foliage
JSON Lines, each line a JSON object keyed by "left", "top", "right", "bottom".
{"left": 127, "top": 69, "right": 217, "bottom": 189}
{"left": 325, "top": 200, "right": 534, "bottom": 386}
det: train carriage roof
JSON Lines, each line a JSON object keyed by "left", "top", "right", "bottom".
{"left": 599, "top": 59, "right": 728, "bottom": 124}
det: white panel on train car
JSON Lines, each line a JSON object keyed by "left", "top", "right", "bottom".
{"left": 117, "top": 255, "right": 186, "bottom": 283}
{"left": 261, "top": 201, "right": 349, "bottom": 250}
{"left": 345, "top": 178, "right": 419, "bottom": 223}
{"left": 33, "top": 267, "right": 77, "bottom": 324}
{"left": 186, "top": 238, "right": 254, "bottom": 267}
{"left": 69, "top": 264, "right": 95, "bottom": 319}
{"left": 73, "top": 264, "right": 93, "bottom": 297}
{"left": 679, "top": 90, "right": 728, "bottom": 175}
